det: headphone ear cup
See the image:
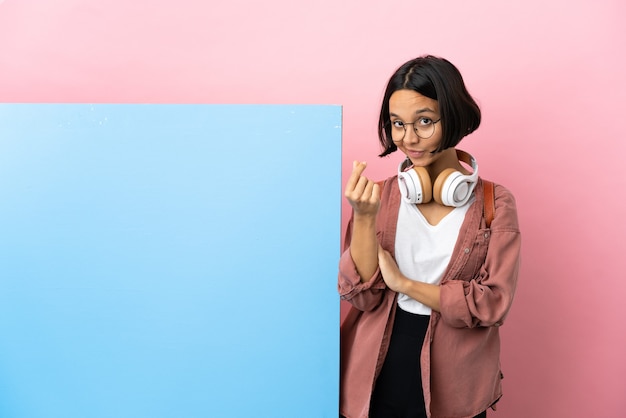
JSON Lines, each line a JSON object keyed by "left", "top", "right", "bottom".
{"left": 433, "top": 168, "right": 458, "bottom": 205}
{"left": 434, "top": 169, "right": 477, "bottom": 207}
{"left": 398, "top": 165, "right": 433, "bottom": 203}
{"left": 412, "top": 166, "right": 433, "bottom": 204}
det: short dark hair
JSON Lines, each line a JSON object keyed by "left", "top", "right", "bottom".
{"left": 377, "top": 55, "right": 481, "bottom": 157}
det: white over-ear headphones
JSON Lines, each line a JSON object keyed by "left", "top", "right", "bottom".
{"left": 397, "top": 149, "right": 479, "bottom": 207}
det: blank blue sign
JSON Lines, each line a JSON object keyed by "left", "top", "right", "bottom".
{"left": 0, "top": 104, "right": 341, "bottom": 418}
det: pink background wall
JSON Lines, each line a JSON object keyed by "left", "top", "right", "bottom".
{"left": 1, "top": 0, "right": 624, "bottom": 416}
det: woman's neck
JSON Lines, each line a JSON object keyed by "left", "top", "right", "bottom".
{"left": 427, "top": 148, "right": 467, "bottom": 179}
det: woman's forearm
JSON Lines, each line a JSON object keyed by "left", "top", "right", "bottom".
{"left": 349, "top": 214, "right": 379, "bottom": 282}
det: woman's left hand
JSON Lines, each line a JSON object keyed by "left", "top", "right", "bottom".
{"left": 378, "top": 245, "right": 442, "bottom": 311}
{"left": 377, "top": 246, "right": 408, "bottom": 293}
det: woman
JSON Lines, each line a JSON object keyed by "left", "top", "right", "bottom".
{"left": 338, "top": 56, "right": 521, "bottom": 418}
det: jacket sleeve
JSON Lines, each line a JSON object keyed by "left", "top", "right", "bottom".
{"left": 439, "top": 184, "right": 521, "bottom": 328}
{"left": 337, "top": 215, "right": 387, "bottom": 311}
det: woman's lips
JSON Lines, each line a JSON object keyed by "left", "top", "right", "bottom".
{"left": 406, "top": 149, "right": 425, "bottom": 158}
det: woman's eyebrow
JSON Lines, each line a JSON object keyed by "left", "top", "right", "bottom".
{"left": 389, "top": 108, "right": 436, "bottom": 117}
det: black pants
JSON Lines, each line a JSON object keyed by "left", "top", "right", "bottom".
{"left": 367, "top": 307, "right": 487, "bottom": 418}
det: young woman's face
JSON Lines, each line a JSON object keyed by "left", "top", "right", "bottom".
{"left": 388, "top": 89, "right": 443, "bottom": 167}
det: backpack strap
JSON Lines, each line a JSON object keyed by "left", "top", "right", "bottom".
{"left": 483, "top": 180, "right": 495, "bottom": 228}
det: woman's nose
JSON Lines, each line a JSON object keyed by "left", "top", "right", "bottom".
{"left": 403, "top": 126, "right": 420, "bottom": 143}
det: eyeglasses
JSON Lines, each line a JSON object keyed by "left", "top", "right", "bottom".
{"left": 388, "top": 117, "right": 441, "bottom": 141}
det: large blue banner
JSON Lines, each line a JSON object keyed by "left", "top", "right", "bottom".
{"left": 0, "top": 104, "right": 341, "bottom": 417}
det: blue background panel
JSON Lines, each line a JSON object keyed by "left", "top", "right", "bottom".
{"left": 0, "top": 104, "right": 341, "bottom": 418}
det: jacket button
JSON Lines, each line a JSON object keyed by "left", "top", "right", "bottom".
{"left": 464, "top": 248, "right": 470, "bottom": 254}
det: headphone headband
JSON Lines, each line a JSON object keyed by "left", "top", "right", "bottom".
{"left": 455, "top": 149, "right": 478, "bottom": 180}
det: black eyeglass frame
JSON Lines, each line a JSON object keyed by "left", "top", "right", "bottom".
{"left": 388, "top": 118, "right": 442, "bottom": 141}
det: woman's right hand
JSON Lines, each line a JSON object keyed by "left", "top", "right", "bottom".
{"left": 344, "top": 161, "right": 381, "bottom": 282}
{"left": 344, "top": 161, "right": 381, "bottom": 217}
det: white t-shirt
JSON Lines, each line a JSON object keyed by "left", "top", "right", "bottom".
{"left": 395, "top": 196, "right": 474, "bottom": 315}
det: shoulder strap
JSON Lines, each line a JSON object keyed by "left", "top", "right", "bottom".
{"left": 483, "top": 180, "right": 495, "bottom": 228}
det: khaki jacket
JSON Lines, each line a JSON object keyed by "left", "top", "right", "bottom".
{"left": 338, "top": 177, "right": 521, "bottom": 418}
